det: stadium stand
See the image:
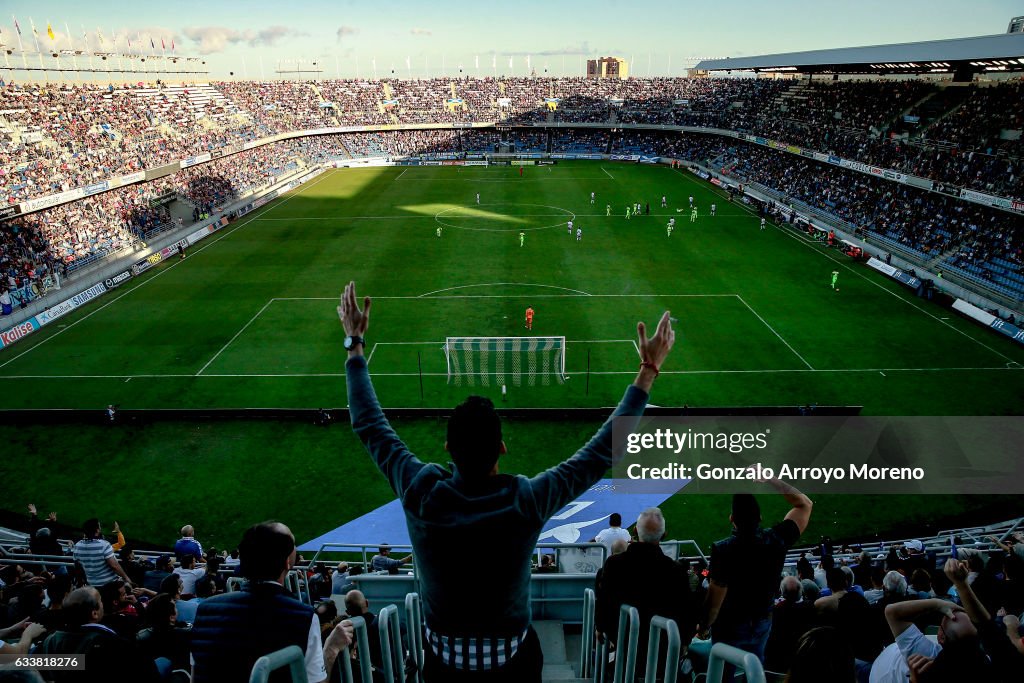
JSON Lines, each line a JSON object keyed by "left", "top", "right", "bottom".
{"left": 3, "top": 76, "right": 1023, "bottom": 331}
{"left": 1, "top": 507, "right": 1021, "bottom": 682}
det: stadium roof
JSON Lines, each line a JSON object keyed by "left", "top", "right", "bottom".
{"left": 695, "top": 33, "right": 1024, "bottom": 75}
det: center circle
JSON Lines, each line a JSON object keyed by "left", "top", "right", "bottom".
{"left": 434, "top": 203, "right": 576, "bottom": 232}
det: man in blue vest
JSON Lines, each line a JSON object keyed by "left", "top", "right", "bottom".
{"left": 190, "top": 522, "right": 354, "bottom": 683}
{"left": 339, "top": 281, "right": 676, "bottom": 682}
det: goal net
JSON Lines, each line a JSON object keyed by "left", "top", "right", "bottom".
{"left": 444, "top": 336, "right": 566, "bottom": 387}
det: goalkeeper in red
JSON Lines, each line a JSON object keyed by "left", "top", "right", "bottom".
{"left": 525, "top": 306, "right": 535, "bottom": 330}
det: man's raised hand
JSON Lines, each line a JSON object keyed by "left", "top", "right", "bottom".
{"left": 637, "top": 311, "right": 676, "bottom": 369}
{"left": 338, "top": 281, "right": 371, "bottom": 337}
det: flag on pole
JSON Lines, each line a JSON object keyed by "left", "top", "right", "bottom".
{"left": 405, "top": 55, "right": 410, "bottom": 70}
{"left": 474, "top": 55, "right": 479, "bottom": 69}
{"left": 149, "top": 36, "right": 155, "bottom": 49}
{"left": 97, "top": 28, "right": 105, "bottom": 46}
{"left": 171, "top": 39, "right": 175, "bottom": 53}
{"left": 161, "top": 37, "right": 165, "bottom": 50}
{"left": 492, "top": 54, "right": 496, "bottom": 69}
{"left": 46, "top": 22, "right": 54, "bottom": 41}
{"left": 508, "top": 55, "right": 512, "bottom": 69}
{"left": 14, "top": 18, "right": 21, "bottom": 35}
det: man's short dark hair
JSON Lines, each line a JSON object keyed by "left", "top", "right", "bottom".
{"left": 238, "top": 521, "right": 294, "bottom": 581}
{"left": 609, "top": 513, "right": 622, "bottom": 527}
{"left": 160, "top": 574, "right": 182, "bottom": 597}
{"left": 447, "top": 396, "right": 502, "bottom": 479}
{"left": 731, "top": 494, "right": 761, "bottom": 532}
{"left": 97, "top": 580, "right": 125, "bottom": 611}
{"left": 145, "top": 593, "right": 177, "bottom": 627}
{"left": 47, "top": 573, "right": 72, "bottom": 601}
{"left": 195, "top": 575, "right": 217, "bottom": 599}
{"left": 825, "top": 568, "right": 848, "bottom": 593}
{"left": 82, "top": 518, "right": 101, "bottom": 537}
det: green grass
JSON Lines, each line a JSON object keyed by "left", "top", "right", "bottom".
{"left": 2, "top": 162, "right": 1022, "bottom": 550}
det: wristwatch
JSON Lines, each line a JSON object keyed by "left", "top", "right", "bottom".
{"left": 344, "top": 335, "right": 365, "bottom": 351}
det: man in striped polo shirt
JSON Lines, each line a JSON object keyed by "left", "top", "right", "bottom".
{"left": 73, "top": 519, "right": 134, "bottom": 587}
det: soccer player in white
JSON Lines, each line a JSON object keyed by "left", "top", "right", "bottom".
{"left": 661, "top": 195, "right": 667, "bottom": 207}
{"left": 689, "top": 195, "right": 694, "bottom": 207}
{"left": 760, "top": 217, "right": 766, "bottom": 231}
{"left": 476, "top": 193, "right": 480, "bottom": 204}
{"left": 711, "top": 204, "right": 717, "bottom": 217}
{"left": 576, "top": 227, "right": 582, "bottom": 241}
{"left": 590, "top": 191, "right": 595, "bottom": 204}
{"left": 567, "top": 220, "right": 574, "bottom": 235}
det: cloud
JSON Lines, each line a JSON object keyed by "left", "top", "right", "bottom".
{"left": 336, "top": 25, "right": 358, "bottom": 42}
{"left": 181, "top": 25, "right": 307, "bottom": 53}
{"left": 183, "top": 26, "right": 251, "bottom": 54}
{"left": 252, "top": 25, "right": 307, "bottom": 47}
{"left": 410, "top": 28, "right": 432, "bottom": 36}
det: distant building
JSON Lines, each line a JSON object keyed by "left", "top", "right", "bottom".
{"left": 1009, "top": 16, "right": 1024, "bottom": 34}
{"left": 587, "top": 57, "right": 628, "bottom": 79}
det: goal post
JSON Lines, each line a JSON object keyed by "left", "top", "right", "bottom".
{"left": 444, "top": 336, "right": 566, "bottom": 387}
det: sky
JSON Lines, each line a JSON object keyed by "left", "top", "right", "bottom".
{"left": 1, "top": 0, "right": 1021, "bottom": 80}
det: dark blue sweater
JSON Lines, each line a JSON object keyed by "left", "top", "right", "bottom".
{"left": 346, "top": 354, "right": 648, "bottom": 637}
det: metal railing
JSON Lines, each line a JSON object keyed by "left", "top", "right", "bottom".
{"left": 644, "top": 616, "right": 681, "bottom": 683}
{"left": 612, "top": 605, "right": 640, "bottom": 683}
{"left": 378, "top": 604, "right": 405, "bottom": 683}
{"left": 706, "top": 642, "right": 766, "bottom": 683}
{"left": 339, "top": 616, "right": 374, "bottom": 683}
{"left": 248, "top": 644, "right": 308, "bottom": 683}
{"left": 306, "top": 542, "right": 415, "bottom": 575}
{"left": 580, "top": 588, "right": 596, "bottom": 678}
{"left": 404, "top": 592, "right": 425, "bottom": 683}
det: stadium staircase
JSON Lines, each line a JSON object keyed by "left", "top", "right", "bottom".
{"left": 772, "top": 81, "right": 809, "bottom": 115}
{"left": 535, "top": 620, "right": 588, "bottom": 682}
{"left": 308, "top": 82, "right": 342, "bottom": 126}
{"left": 910, "top": 84, "right": 972, "bottom": 139}
{"left": 894, "top": 90, "right": 939, "bottom": 134}
{"left": 0, "top": 116, "right": 22, "bottom": 146}
{"left": 179, "top": 83, "right": 240, "bottom": 123}
{"left": 380, "top": 82, "right": 401, "bottom": 125}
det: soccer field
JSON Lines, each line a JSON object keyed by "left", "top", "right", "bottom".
{"left": 2, "top": 161, "right": 1022, "bottom": 550}
{"left": 1, "top": 161, "right": 1022, "bottom": 413}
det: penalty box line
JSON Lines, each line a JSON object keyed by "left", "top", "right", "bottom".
{"left": 275, "top": 293, "right": 812, "bottom": 370}
{"left": 198, "top": 293, "right": 807, "bottom": 374}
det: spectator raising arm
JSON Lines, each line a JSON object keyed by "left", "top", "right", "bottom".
{"left": 884, "top": 598, "right": 963, "bottom": 638}
{"left": 767, "top": 477, "right": 814, "bottom": 535}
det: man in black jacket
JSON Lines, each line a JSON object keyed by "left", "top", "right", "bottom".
{"left": 189, "top": 521, "right": 353, "bottom": 683}
{"left": 37, "top": 586, "right": 159, "bottom": 683}
{"left": 596, "top": 507, "right": 695, "bottom": 673}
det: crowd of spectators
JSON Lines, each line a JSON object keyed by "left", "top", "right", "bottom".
{"left": 684, "top": 134, "right": 1024, "bottom": 289}
{"left": 4, "top": 78, "right": 1023, "bottom": 208}
{"left": 0, "top": 139, "right": 310, "bottom": 311}
{"left": 4, "top": 496, "right": 1021, "bottom": 682}
{"left": 0, "top": 82, "right": 265, "bottom": 205}
{"left": 3, "top": 76, "right": 1023, "bottom": 311}
{"left": 0, "top": 509, "right": 365, "bottom": 682}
